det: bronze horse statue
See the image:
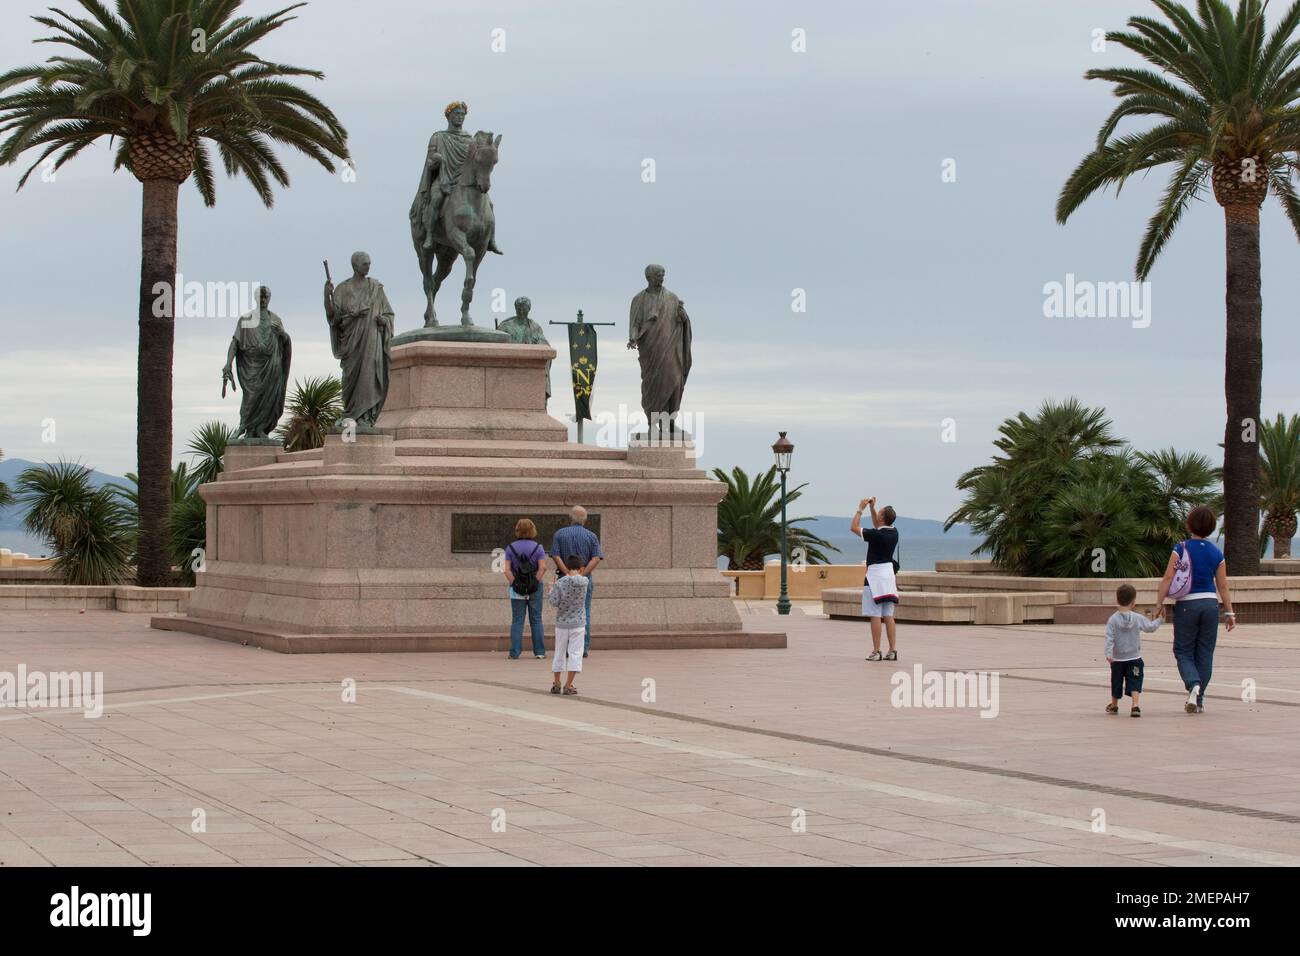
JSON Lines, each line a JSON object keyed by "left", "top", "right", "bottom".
{"left": 411, "top": 131, "right": 502, "bottom": 327}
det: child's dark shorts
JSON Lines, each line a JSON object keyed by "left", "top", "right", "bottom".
{"left": 1110, "top": 658, "right": 1144, "bottom": 699}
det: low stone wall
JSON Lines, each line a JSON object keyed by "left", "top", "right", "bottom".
{"left": 823, "top": 588, "right": 1070, "bottom": 625}
{"left": 0, "top": 550, "right": 53, "bottom": 569}
{"left": 899, "top": 571, "right": 1300, "bottom": 604}
{"left": 1262, "top": 559, "right": 1300, "bottom": 575}
{"left": 722, "top": 564, "right": 867, "bottom": 600}
{"left": 0, "top": 585, "right": 190, "bottom": 613}
{"left": 0, "top": 568, "right": 60, "bottom": 584}
{"left": 931, "top": 560, "right": 999, "bottom": 574}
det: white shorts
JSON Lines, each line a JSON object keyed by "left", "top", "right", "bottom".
{"left": 862, "top": 583, "right": 896, "bottom": 618}
{"left": 552, "top": 625, "right": 584, "bottom": 673}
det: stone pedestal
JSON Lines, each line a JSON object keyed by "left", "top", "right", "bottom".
{"left": 224, "top": 441, "right": 281, "bottom": 472}
{"left": 376, "top": 340, "right": 566, "bottom": 442}
{"left": 155, "top": 340, "right": 777, "bottom": 653}
{"left": 627, "top": 431, "right": 698, "bottom": 470}
{"left": 322, "top": 431, "right": 395, "bottom": 468}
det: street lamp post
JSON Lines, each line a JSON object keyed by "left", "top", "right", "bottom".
{"left": 772, "top": 431, "right": 794, "bottom": 616}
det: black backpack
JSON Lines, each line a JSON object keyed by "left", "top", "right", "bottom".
{"left": 508, "top": 543, "right": 540, "bottom": 596}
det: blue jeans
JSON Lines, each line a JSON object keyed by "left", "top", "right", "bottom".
{"left": 583, "top": 579, "right": 593, "bottom": 653}
{"left": 1172, "top": 598, "right": 1219, "bottom": 704}
{"left": 509, "top": 590, "right": 544, "bottom": 658}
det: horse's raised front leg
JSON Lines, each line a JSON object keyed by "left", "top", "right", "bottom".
{"left": 442, "top": 226, "right": 477, "bottom": 326}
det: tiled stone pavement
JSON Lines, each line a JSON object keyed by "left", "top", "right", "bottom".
{"left": 1, "top": 606, "right": 1298, "bottom": 867}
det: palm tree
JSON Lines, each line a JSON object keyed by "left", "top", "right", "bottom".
{"left": 1259, "top": 412, "right": 1300, "bottom": 556}
{"left": 112, "top": 461, "right": 201, "bottom": 580}
{"left": 186, "top": 420, "right": 233, "bottom": 486}
{"left": 168, "top": 489, "right": 207, "bottom": 584}
{"left": 0, "top": 1, "right": 350, "bottom": 586}
{"left": 947, "top": 400, "right": 1220, "bottom": 577}
{"left": 15, "top": 460, "right": 133, "bottom": 584}
{"left": 1057, "top": 0, "right": 1300, "bottom": 574}
{"left": 0, "top": 449, "right": 14, "bottom": 510}
{"left": 276, "top": 375, "right": 342, "bottom": 452}
{"left": 112, "top": 461, "right": 201, "bottom": 519}
{"left": 713, "top": 465, "right": 837, "bottom": 570}
{"left": 946, "top": 399, "right": 1125, "bottom": 574}
{"left": 1137, "top": 447, "right": 1223, "bottom": 520}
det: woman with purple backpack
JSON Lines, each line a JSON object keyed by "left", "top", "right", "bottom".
{"left": 503, "top": 519, "right": 548, "bottom": 660}
{"left": 1153, "top": 505, "right": 1237, "bottom": 713}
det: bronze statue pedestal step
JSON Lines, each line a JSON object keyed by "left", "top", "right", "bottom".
{"left": 392, "top": 324, "right": 509, "bottom": 346}
{"left": 157, "top": 339, "right": 773, "bottom": 653}
{"left": 152, "top": 614, "right": 781, "bottom": 654}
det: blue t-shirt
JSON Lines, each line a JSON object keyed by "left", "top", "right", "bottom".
{"left": 551, "top": 524, "right": 604, "bottom": 576}
{"left": 1174, "top": 538, "right": 1223, "bottom": 597}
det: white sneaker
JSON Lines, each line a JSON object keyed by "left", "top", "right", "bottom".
{"left": 1186, "top": 685, "right": 1200, "bottom": 713}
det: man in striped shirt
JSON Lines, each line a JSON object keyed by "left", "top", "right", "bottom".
{"left": 551, "top": 506, "right": 604, "bottom": 657}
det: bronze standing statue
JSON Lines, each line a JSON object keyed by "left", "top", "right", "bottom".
{"left": 222, "top": 286, "right": 291, "bottom": 440}
{"left": 409, "top": 101, "right": 503, "bottom": 328}
{"left": 324, "top": 252, "right": 394, "bottom": 427}
{"left": 628, "top": 264, "right": 693, "bottom": 434}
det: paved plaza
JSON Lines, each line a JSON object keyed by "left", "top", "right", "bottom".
{"left": 1, "top": 605, "right": 1298, "bottom": 867}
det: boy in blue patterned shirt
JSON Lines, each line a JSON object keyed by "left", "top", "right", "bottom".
{"left": 548, "top": 556, "right": 590, "bottom": 695}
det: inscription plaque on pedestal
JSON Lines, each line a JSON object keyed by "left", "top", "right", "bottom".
{"left": 451, "top": 513, "right": 602, "bottom": 553}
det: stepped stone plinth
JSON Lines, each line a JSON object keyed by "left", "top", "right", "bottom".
{"left": 153, "top": 340, "right": 781, "bottom": 653}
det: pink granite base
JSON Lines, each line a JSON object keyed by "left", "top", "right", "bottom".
{"left": 151, "top": 614, "right": 784, "bottom": 653}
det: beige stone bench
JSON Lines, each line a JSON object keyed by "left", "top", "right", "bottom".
{"left": 822, "top": 587, "right": 1070, "bottom": 625}
{"left": 0, "top": 585, "right": 190, "bottom": 613}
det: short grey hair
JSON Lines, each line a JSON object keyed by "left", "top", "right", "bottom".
{"left": 570, "top": 505, "right": 587, "bottom": 525}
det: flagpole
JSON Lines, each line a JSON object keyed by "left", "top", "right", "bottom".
{"left": 550, "top": 309, "right": 615, "bottom": 446}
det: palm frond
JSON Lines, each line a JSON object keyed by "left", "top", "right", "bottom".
{"left": 0, "top": 0, "right": 350, "bottom": 202}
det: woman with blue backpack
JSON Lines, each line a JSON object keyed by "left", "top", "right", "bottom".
{"left": 1153, "top": 506, "right": 1237, "bottom": 713}
{"left": 503, "top": 519, "right": 548, "bottom": 660}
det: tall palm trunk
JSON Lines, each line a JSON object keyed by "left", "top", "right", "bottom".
{"left": 1220, "top": 204, "right": 1263, "bottom": 574}
{"left": 135, "top": 178, "right": 179, "bottom": 586}
{"left": 1215, "top": 159, "right": 1265, "bottom": 576}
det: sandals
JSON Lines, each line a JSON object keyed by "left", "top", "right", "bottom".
{"left": 563, "top": 686, "right": 578, "bottom": 695}
{"left": 1130, "top": 706, "right": 1141, "bottom": 718}
{"left": 550, "top": 684, "right": 561, "bottom": 695}
{"left": 1105, "top": 702, "right": 1119, "bottom": 714}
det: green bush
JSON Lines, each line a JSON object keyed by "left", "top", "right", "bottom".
{"left": 15, "top": 460, "right": 133, "bottom": 585}
{"left": 945, "top": 399, "right": 1219, "bottom": 577}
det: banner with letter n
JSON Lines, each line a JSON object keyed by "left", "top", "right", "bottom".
{"left": 567, "top": 322, "right": 598, "bottom": 422}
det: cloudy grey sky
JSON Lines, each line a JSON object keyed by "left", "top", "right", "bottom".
{"left": 2, "top": 0, "right": 1299, "bottom": 521}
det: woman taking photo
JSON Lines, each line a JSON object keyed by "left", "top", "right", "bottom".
{"left": 851, "top": 496, "right": 900, "bottom": 662}
{"left": 1153, "top": 505, "right": 1236, "bottom": 713}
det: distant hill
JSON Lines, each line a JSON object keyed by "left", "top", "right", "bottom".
{"left": 804, "top": 515, "right": 980, "bottom": 569}
{"left": 0, "top": 458, "right": 128, "bottom": 554}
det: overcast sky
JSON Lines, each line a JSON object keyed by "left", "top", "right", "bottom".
{"left": 3, "top": 0, "right": 1299, "bottom": 521}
